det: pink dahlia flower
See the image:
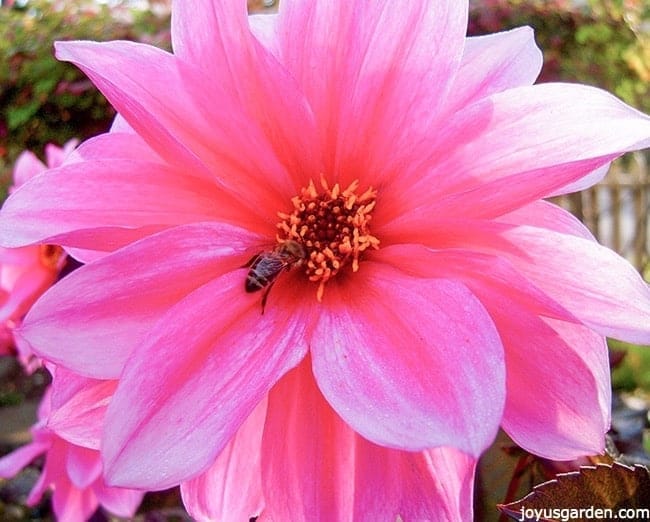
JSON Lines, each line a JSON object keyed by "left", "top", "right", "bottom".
{"left": 0, "top": 141, "right": 74, "bottom": 369}
{"left": 0, "top": 376, "right": 144, "bottom": 522}
{"left": 1, "top": 0, "right": 650, "bottom": 519}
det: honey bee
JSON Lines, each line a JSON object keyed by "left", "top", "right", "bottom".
{"left": 244, "top": 240, "right": 306, "bottom": 312}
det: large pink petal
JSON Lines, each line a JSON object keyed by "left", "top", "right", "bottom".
{"left": 249, "top": 13, "right": 280, "bottom": 56}
{"left": 276, "top": 0, "right": 467, "bottom": 186}
{"left": 102, "top": 272, "right": 312, "bottom": 489}
{"left": 56, "top": 40, "right": 308, "bottom": 209}
{"left": 47, "top": 369, "right": 116, "bottom": 450}
{"left": 374, "top": 244, "right": 610, "bottom": 457}
{"left": 262, "top": 357, "right": 476, "bottom": 521}
{"left": 441, "top": 83, "right": 650, "bottom": 188}
{"left": 390, "top": 218, "right": 650, "bottom": 345}
{"left": 50, "top": 479, "right": 98, "bottom": 522}
{"left": 0, "top": 158, "right": 258, "bottom": 250}
{"left": 311, "top": 262, "right": 505, "bottom": 456}
{"left": 94, "top": 483, "right": 144, "bottom": 518}
{"left": 497, "top": 200, "right": 596, "bottom": 240}
{"left": 397, "top": 447, "right": 476, "bottom": 521}
{"left": 180, "top": 398, "right": 266, "bottom": 521}
{"left": 55, "top": 41, "right": 210, "bottom": 179}
{"left": 449, "top": 26, "right": 542, "bottom": 112}
{"left": 18, "top": 223, "right": 261, "bottom": 378}
{"left": 262, "top": 358, "right": 383, "bottom": 520}
{"left": 66, "top": 445, "right": 102, "bottom": 489}
{"left": 502, "top": 311, "right": 611, "bottom": 460}
{"left": 172, "top": 0, "right": 320, "bottom": 186}
{"left": 499, "top": 314, "right": 610, "bottom": 459}
{"left": 72, "top": 131, "right": 163, "bottom": 163}
{"left": 430, "top": 156, "right": 613, "bottom": 221}
{"left": 382, "top": 83, "right": 650, "bottom": 226}
{"left": 374, "top": 245, "right": 575, "bottom": 323}
{"left": 500, "top": 226, "right": 650, "bottom": 344}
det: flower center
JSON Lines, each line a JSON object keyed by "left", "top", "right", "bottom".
{"left": 276, "top": 176, "right": 380, "bottom": 300}
{"left": 38, "top": 244, "right": 64, "bottom": 271}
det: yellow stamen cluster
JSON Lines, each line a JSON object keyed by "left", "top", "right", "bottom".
{"left": 277, "top": 175, "right": 380, "bottom": 300}
{"left": 39, "top": 245, "right": 64, "bottom": 271}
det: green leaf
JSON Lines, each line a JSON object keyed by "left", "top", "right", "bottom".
{"left": 6, "top": 100, "right": 41, "bottom": 129}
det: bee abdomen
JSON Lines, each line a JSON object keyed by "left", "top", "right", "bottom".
{"left": 245, "top": 273, "right": 270, "bottom": 293}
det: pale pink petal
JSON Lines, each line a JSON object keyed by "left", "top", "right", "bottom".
{"left": 56, "top": 40, "right": 310, "bottom": 206}
{"left": 51, "top": 480, "right": 98, "bottom": 522}
{"left": 383, "top": 217, "right": 650, "bottom": 345}
{"left": 262, "top": 357, "right": 475, "bottom": 521}
{"left": 374, "top": 244, "right": 575, "bottom": 323}
{"left": 0, "top": 159, "right": 259, "bottom": 250}
{"left": 60, "top": 139, "right": 79, "bottom": 160}
{"left": 72, "top": 131, "right": 163, "bottom": 163}
{"left": 396, "top": 218, "right": 650, "bottom": 345}
{"left": 249, "top": 13, "right": 280, "bottom": 56}
{"left": 61, "top": 246, "right": 104, "bottom": 264}
{"left": 430, "top": 156, "right": 613, "bottom": 221}
{"left": 311, "top": 262, "right": 505, "bottom": 456}
{"left": 181, "top": 398, "right": 267, "bottom": 521}
{"left": 44, "top": 140, "right": 78, "bottom": 168}
{"left": 55, "top": 40, "right": 212, "bottom": 179}
{"left": 501, "top": 316, "right": 610, "bottom": 458}
{"left": 500, "top": 226, "right": 650, "bottom": 344}
{"left": 497, "top": 200, "right": 596, "bottom": 240}
{"left": 398, "top": 447, "right": 476, "bottom": 521}
{"left": 374, "top": 244, "right": 610, "bottom": 457}
{"left": 48, "top": 365, "right": 105, "bottom": 412}
{"left": 449, "top": 26, "right": 542, "bottom": 112}
{"left": 262, "top": 357, "right": 397, "bottom": 520}
{"left": 66, "top": 445, "right": 102, "bottom": 489}
{"left": 19, "top": 223, "right": 261, "bottom": 378}
{"left": 13, "top": 335, "right": 41, "bottom": 374}
{"left": 48, "top": 375, "right": 116, "bottom": 450}
{"left": 0, "top": 442, "right": 48, "bottom": 477}
{"left": 441, "top": 83, "right": 650, "bottom": 187}
{"left": 12, "top": 151, "right": 45, "bottom": 188}
{"left": 109, "top": 113, "right": 131, "bottom": 132}
{"left": 549, "top": 162, "right": 611, "bottom": 196}
{"left": 386, "top": 83, "right": 650, "bottom": 224}
{"left": 94, "top": 482, "right": 144, "bottom": 518}
{"left": 172, "top": 0, "right": 320, "bottom": 186}
{"left": 102, "top": 272, "right": 312, "bottom": 489}
{"left": 277, "top": 0, "right": 467, "bottom": 186}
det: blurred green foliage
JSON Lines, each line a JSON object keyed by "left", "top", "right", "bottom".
{"left": 0, "top": 0, "right": 171, "bottom": 196}
{"left": 610, "top": 339, "right": 650, "bottom": 391}
{"left": 469, "top": 0, "right": 650, "bottom": 112}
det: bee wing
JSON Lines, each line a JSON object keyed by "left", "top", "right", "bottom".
{"left": 258, "top": 255, "right": 287, "bottom": 275}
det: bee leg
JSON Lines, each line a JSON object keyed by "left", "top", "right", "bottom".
{"left": 260, "top": 281, "right": 277, "bottom": 315}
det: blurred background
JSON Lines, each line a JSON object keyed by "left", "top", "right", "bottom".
{"left": 1, "top": 0, "right": 649, "bottom": 520}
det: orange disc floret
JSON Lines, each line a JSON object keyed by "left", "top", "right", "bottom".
{"left": 276, "top": 175, "right": 380, "bottom": 301}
